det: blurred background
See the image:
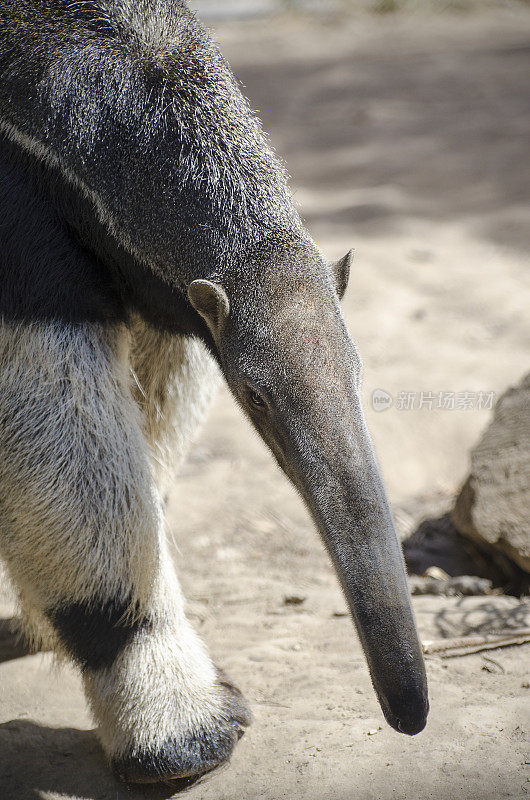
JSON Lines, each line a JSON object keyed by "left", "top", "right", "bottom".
{"left": 191, "top": 0, "right": 530, "bottom": 19}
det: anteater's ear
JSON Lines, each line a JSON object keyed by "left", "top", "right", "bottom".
{"left": 331, "top": 249, "right": 354, "bottom": 300}
{"left": 188, "top": 279, "right": 230, "bottom": 334}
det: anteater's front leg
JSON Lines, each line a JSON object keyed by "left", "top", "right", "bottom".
{"left": 0, "top": 320, "right": 250, "bottom": 785}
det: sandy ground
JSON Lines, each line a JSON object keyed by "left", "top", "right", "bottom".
{"left": 1, "top": 7, "right": 530, "bottom": 800}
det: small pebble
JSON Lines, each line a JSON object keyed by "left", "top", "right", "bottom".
{"left": 283, "top": 595, "right": 306, "bottom": 606}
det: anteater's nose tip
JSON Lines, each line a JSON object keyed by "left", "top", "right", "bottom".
{"left": 380, "top": 693, "right": 429, "bottom": 736}
{"left": 396, "top": 713, "right": 428, "bottom": 736}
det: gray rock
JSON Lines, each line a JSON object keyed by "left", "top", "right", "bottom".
{"left": 453, "top": 373, "right": 530, "bottom": 574}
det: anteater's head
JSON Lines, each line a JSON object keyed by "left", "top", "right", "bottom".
{"left": 188, "top": 236, "right": 428, "bottom": 736}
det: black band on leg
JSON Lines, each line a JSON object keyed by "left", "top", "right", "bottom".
{"left": 46, "top": 598, "right": 151, "bottom": 671}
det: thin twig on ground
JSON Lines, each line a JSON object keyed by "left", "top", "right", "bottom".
{"left": 423, "top": 629, "right": 530, "bottom": 658}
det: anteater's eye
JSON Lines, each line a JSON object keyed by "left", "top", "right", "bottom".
{"left": 249, "top": 390, "right": 266, "bottom": 410}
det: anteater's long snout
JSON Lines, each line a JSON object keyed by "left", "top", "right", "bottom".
{"left": 189, "top": 275, "right": 428, "bottom": 734}
{"left": 281, "top": 404, "right": 429, "bottom": 735}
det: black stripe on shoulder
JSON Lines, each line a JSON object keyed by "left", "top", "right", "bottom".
{"left": 46, "top": 597, "right": 151, "bottom": 671}
{"left": 0, "top": 137, "right": 125, "bottom": 326}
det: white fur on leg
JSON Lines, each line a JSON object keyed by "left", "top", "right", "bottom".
{"left": 0, "top": 320, "right": 160, "bottom": 611}
{"left": 85, "top": 546, "right": 222, "bottom": 758}
{"left": 0, "top": 318, "right": 237, "bottom": 777}
{"left": 129, "top": 316, "right": 220, "bottom": 493}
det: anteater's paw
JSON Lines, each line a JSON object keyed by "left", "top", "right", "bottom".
{"left": 112, "top": 675, "right": 251, "bottom": 785}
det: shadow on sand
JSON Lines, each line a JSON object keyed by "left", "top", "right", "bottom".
{"left": 0, "top": 720, "right": 209, "bottom": 800}
{"left": 230, "top": 28, "right": 530, "bottom": 256}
